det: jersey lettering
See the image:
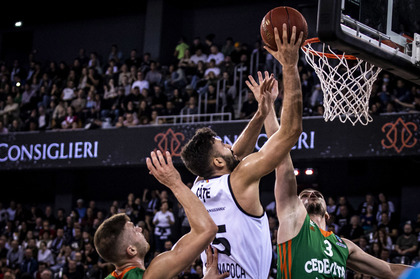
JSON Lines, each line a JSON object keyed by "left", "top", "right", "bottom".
{"left": 195, "top": 185, "right": 211, "bottom": 202}
{"left": 218, "top": 262, "right": 246, "bottom": 278}
{"left": 304, "top": 258, "right": 345, "bottom": 278}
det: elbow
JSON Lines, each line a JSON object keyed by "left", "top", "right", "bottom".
{"left": 203, "top": 222, "right": 218, "bottom": 243}
{"left": 287, "top": 124, "right": 302, "bottom": 142}
{"left": 207, "top": 222, "right": 218, "bottom": 239}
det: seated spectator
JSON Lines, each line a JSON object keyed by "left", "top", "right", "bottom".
{"left": 373, "top": 228, "right": 393, "bottom": 251}
{"left": 338, "top": 215, "right": 365, "bottom": 244}
{"left": 61, "top": 106, "right": 78, "bottom": 129}
{"left": 393, "top": 222, "right": 418, "bottom": 264}
{"left": 20, "top": 248, "right": 38, "bottom": 277}
{"left": 190, "top": 48, "right": 207, "bottom": 66}
{"left": 37, "top": 241, "right": 54, "bottom": 267}
{"left": 61, "top": 80, "right": 77, "bottom": 105}
{"left": 203, "top": 59, "right": 221, "bottom": 78}
{"left": 206, "top": 44, "right": 224, "bottom": 66}
{"left": 0, "top": 95, "right": 20, "bottom": 126}
{"left": 145, "top": 60, "right": 163, "bottom": 87}
{"left": 131, "top": 70, "right": 149, "bottom": 93}
{"left": 62, "top": 259, "right": 84, "bottom": 279}
{"left": 377, "top": 212, "right": 399, "bottom": 241}
{"left": 7, "top": 239, "right": 23, "bottom": 270}
{"left": 240, "top": 91, "right": 258, "bottom": 119}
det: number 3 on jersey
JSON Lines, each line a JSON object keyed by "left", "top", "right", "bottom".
{"left": 323, "top": 240, "right": 333, "bottom": 257}
{"left": 212, "top": 225, "right": 231, "bottom": 256}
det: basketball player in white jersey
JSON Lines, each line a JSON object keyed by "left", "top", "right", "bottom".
{"left": 180, "top": 25, "right": 304, "bottom": 278}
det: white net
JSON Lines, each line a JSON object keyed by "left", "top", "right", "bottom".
{"left": 301, "top": 39, "right": 382, "bottom": 125}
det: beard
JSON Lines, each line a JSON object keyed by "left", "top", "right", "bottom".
{"left": 222, "top": 153, "right": 240, "bottom": 172}
{"left": 306, "top": 201, "right": 326, "bottom": 217}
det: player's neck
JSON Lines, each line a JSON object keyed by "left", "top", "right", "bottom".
{"left": 115, "top": 258, "right": 145, "bottom": 273}
{"left": 309, "top": 214, "right": 326, "bottom": 230}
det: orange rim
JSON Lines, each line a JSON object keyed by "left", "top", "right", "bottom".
{"left": 301, "top": 38, "right": 358, "bottom": 60}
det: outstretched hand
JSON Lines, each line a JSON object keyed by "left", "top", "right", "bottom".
{"left": 245, "top": 71, "right": 279, "bottom": 105}
{"left": 203, "top": 246, "right": 229, "bottom": 279}
{"left": 264, "top": 24, "right": 303, "bottom": 67}
{"left": 146, "top": 150, "right": 182, "bottom": 188}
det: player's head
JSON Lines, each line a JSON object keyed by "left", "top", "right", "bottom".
{"left": 94, "top": 213, "right": 149, "bottom": 266}
{"left": 181, "top": 127, "right": 240, "bottom": 179}
{"left": 298, "top": 188, "right": 329, "bottom": 220}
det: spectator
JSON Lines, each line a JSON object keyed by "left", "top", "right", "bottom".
{"left": 393, "top": 92, "right": 420, "bottom": 112}
{"left": 61, "top": 106, "right": 78, "bottom": 129}
{"left": 7, "top": 240, "right": 23, "bottom": 270}
{"left": 377, "top": 212, "right": 399, "bottom": 241}
{"left": 190, "top": 48, "right": 208, "bottom": 66}
{"left": 326, "top": 196, "right": 337, "bottom": 214}
{"left": 107, "top": 44, "right": 123, "bottom": 66}
{"left": 336, "top": 204, "right": 352, "bottom": 229}
{"left": 50, "top": 99, "right": 66, "bottom": 129}
{"left": 173, "top": 36, "right": 189, "bottom": 62}
{"left": 152, "top": 201, "right": 175, "bottom": 253}
{"left": 374, "top": 228, "right": 393, "bottom": 251}
{"left": 206, "top": 45, "right": 224, "bottom": 66}
{"left": 61, "top": 80, "right": 77, "bottom": 105}
{"left": 40, "top": 268, "right": 53, "bottom": 279}
{"left": 203, "top": 59, "right": 221, "bottom": 78}
{"left": 74, "top": 199, "right": 86, "bottom": 220}
{"left": 358, "top": 193, "right": 378, "bottom": 217}
{"left": 70, "top": 89, "right": 87, "bottom": 121}
{"left": 20, "top": 83, "right": 37, "bottom": 113}
{"left": 37, "top": 241, "right": 54, "bottom": 267}
{"left": 62, "top": 259, "right": 84, "bottom": 279}
{"left": 20, "top": 248, "right": 38, "bottom": 276}
{"left": 0, "top": 95, "right": 20, "bottom": 126}
{"left": 360, "top": 204, "right": 376, "bottom": 233}
{"left": 145, "top": 61, "right": 163, "bottom": 87}
{"left": 240, "top": 90, "right": 258, "bottom": 119}
{"left": 221, "top": 36, "right": 235, "bottom": 57}
{"left": 338, "top": 215, "right": 365, "bottom": 244}
{"left": 335, "top": 195, "right": 355, "bottom": 216}
{"left": 394, "top": 222, "right": 418, "bottom": 264}
{"left": 36, "top": 105, "right": 50, "bottom": 131}
{"left": 50, "top": 228, "right": 66, "bottom": 257}
{"left": 164, "top": 64, "right": 188, "bottom": 92}
{"left": 131, "top": 70, "right": 149, "bottom": 93}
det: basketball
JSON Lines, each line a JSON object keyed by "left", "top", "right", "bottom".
{"left": 260, "top": 6, "right": 308, "bottom": 50}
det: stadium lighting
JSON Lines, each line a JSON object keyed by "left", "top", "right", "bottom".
{"left": 15, "top": 21, "right": 23, "bottom": 27}
{"left": 305, "top": 168, "right": 314, "bottom": 176}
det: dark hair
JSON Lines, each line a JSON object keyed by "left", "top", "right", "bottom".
{"left": 94, "top": 213, "right": 129, "bottom": 264}
{"left": 181, "top": 127, "right": 217, "bottom": 178}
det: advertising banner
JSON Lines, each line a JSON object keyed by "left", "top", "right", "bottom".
{"left": 0, "top": 113, "right": 419, "bottom": 170}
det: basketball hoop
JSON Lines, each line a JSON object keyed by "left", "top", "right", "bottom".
{"left": 301, "top": 38, "right": 382, "bottom": 125}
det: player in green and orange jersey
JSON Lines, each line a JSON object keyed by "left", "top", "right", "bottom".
{"left": 94, "top": 151, "right": 228, "bottom": 279}
{"left": 252, "top": 25, "right": 413, "bottom": 279}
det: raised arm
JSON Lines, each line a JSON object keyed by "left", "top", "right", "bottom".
{"left": 233, "top": 24, "right": 303, "bottom": 183}
{"left": 345, "top": 238, "right": 411, "bottom": 279}
{"left": 231, "top": 75, "right": 275, "bottom": 160}
{"left": 145, "top": 150, "right": 218, "bottom": 279}
{"left": 246, "top": 70, "right": 305, "bottom": 243}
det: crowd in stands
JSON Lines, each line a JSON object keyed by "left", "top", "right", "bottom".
{"left": 0, "top": 35, "right": 419, "bottom": 134}
{"left": 0, "top": 188, "right": 418, "bottom": 279}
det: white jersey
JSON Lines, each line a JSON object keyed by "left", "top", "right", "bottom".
{"left": 191, "top": 174, "right": 272, "bottom": 279}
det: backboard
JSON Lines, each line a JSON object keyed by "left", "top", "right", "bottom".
{"left": 316, "top": 0, "right": 420, "bottom": 85}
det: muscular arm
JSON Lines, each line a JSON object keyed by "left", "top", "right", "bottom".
{"left": 233, "top": 25, "right": 303, "bottom": 184}
{"left": 145, "top": 151, "right": 218, "bottom": 279}
{"left": 345, "top": 238, "right": 411, "bottom": 279}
